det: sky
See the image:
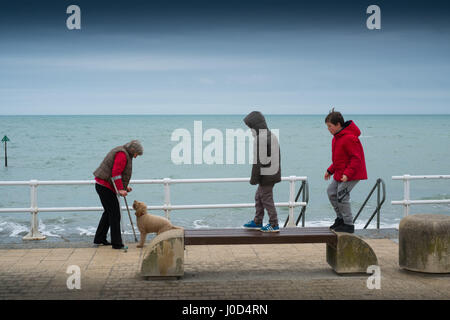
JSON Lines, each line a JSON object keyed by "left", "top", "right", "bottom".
{"left": 0, "top": 0, "right": 450, "bottom": 115}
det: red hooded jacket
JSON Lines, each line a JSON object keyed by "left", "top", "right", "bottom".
{"left": 327, "top": 120, "right": 368, "bottom": 182}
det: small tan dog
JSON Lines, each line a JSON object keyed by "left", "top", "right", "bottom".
{"left": 132, "top": 200, "right": 183, "bottom": 248}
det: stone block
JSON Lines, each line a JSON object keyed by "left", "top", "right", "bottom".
{"left": 326, "top": 232, "right": 378, "bottom": 274}
{"left": 399, "top": 214, "right": 450, "bottom": 273}
{"left": 140, "top": 229, "right": 184, "bottom": 278}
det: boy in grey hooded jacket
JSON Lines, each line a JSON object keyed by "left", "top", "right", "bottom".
{"left": 243, "top": 111, "right": 281, "bottom": 232}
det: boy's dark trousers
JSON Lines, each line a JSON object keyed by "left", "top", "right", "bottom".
{"left": 253, "top": 184, "right": 278, "bottom": 227}
{"left": 94, "top": 183, "right": 123, "bottom": 246}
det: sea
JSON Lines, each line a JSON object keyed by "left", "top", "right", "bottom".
{"left": 0, "top": 115, "right": 449, "bottom": 243}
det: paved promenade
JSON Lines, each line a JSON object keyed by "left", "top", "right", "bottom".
{"left": 0, "top": 237, "right": 449, "bottom": 300}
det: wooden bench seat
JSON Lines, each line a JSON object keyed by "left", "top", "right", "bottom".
{"left": 184, "top": 227, "right": 337, "bottom": 246}
{"left": 140, "top": 227, "right": 378, "bottom": 277}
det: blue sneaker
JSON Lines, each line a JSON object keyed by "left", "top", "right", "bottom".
{"left": 260, "top": 224, "right": 280, "bottom": 233}
{"left": 243, "top": 220, "right": 262, "bottom": 230}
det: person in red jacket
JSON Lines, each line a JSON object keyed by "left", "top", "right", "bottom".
{"left": 324, "top": 109, "right": 367, "bottom": 233}
{"left": 93, "top": 140, "right": 143, "bottom": 249}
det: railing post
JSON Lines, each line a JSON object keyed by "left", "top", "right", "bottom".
{"left": 377, "top": 179, "right": 380, "bottom": 229}
{"left": 404, "top": 174, "right": 410, "bottom": 216}
{"left": 286, "top": 176, "right": 296, "bottom": 228}
{"left": 22, "top": 180, "right": 46, "bottom": 241}
{"left": 302, "top": 181, "right": 306, "bottom": 227}
{"left": 163, "top": 178, "right": 171, "bottom": 220}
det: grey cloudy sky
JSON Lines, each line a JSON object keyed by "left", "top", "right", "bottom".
{"left": 1, "top": 0, "right": 450, "bottom": 114}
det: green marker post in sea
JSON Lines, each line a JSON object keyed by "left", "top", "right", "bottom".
{"left": 1, "top": 135, "right": 10, "bottom": 167}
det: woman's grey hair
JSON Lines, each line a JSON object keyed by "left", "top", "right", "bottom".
{"left": 124, "top": 140, "right": 144, "bottom": 156}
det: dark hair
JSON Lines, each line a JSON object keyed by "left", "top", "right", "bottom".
{"left": 325, "top": 108, "right": 345, "bottom": 126}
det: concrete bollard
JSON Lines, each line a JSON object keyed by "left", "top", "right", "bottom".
{"left": 326, "top": 232, "right": 378, "bottom": 274}
{"left": 141, "top": 228, "right": 184, "bottom": 278}
{"left": 399, "top": 214, "right": 450, "bottom": 273}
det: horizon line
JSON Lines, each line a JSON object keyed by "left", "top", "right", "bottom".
{"left": 1, "top": 113, "right": 450, "bottom": 116}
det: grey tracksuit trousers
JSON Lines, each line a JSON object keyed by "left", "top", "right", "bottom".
{"left": 254, "top": 184, "right": 278, "bottom": 227}
{"left": 327, "top": 179, "right": 359, "bottom": 225}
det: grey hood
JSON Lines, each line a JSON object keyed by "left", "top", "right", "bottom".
{"left": 243, "top": 111, "right": 281, "bottom": 186}
{"left": 243, "top": 111, "right": 268, "bottom": 131}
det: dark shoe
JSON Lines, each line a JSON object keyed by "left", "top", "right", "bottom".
{"left": 112, "top": 244, "right": 125, "bottom": 249}
{"left": 94, "top": 240, "right": 111, "bottom": 246}
{"left": 333, "top": 223, "right": 355, "bottom": 233}
{"left": 329, "top": 218, "right": 344, "bottom": 230}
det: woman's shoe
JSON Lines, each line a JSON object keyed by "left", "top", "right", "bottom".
{"left": 94, "top": 240, "right": 111, "bottom": 246}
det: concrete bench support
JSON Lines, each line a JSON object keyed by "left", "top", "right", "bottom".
{"left": 399, "top": 214, "right": 450, "bottom": 273}
{"left": 326, "top": 232, "right": 378, "bottom": 274}
{"left": 141, "top": 229, "right": 184, "bottom": 278}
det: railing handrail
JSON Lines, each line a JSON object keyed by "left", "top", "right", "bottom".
{"left": 0, "top": 202, "right": 309, "bottom": 213}
{"left": 391, "top": 174, "right": 450, "bottom": 216}
{"left": 0, "top": 176, "right": 308, "bottom": 187}
{"left": 0, "top": 175, "right": 308, "bottom": 240}
{"left": 392, "top": 175, "right": 450, "bottom": 180}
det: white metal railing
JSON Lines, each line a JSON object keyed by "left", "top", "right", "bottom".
{"left": 391, "top": 174, "right": 450, "bottom": 216}
{"left": 0, "top": 175, "right": 308, "bottom": 240}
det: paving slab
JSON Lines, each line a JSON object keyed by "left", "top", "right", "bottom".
{"left": 0, "top": 231, "right": 449, "bottom": 300}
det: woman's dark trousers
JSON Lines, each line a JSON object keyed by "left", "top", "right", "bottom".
{"left": 94, "top": 184, "right": 123, "bottom": 246}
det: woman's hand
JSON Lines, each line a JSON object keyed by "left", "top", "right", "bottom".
{"left": 126, "top": 186, "right": 132, "bottom": 192}
{"left": 119, "top": 190, "right": 128, "bottom": 197}
{"left": 324, "top": 171, "right": 331, "bottom": 180}
{"left": 340, "top": 175, "right": 348, "bottom": 182}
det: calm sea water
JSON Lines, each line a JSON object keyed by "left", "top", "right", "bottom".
{"left": 0, "top": 115, "right": 449, "bottom": 242}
